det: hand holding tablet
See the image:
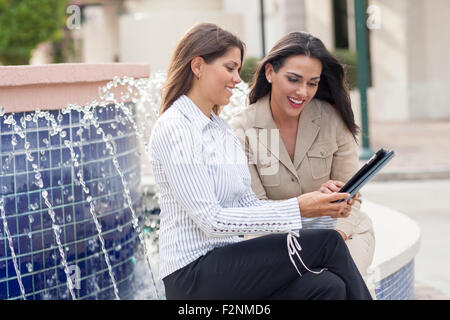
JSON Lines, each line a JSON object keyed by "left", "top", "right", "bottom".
{"left": 332, "top": 148, "right": 396, "bottom": 203}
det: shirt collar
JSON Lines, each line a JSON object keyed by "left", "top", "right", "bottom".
{"left": 174, "top": 95, "right": 222, "bottom": 132}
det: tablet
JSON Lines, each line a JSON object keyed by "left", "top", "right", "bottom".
{"left": 332, "top": 148, "right": 395, "bottom": 203}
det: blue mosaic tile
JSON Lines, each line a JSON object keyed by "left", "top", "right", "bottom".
{"left": 375, "top": 259, "right": 415, "bottom": 300}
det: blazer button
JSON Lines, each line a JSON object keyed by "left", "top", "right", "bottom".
{"left": 291, "top": 178, "right": 296, "bottom": 182}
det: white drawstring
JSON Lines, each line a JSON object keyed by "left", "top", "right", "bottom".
{"left": 287, "top": 230, "right": 327, "bottom": 277}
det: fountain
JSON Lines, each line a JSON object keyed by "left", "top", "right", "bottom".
{"left": 0, "top": 61, "right": 257, "bottom": 300}
{"left": 0, "top": 63, "right": 162, "bottom": 300}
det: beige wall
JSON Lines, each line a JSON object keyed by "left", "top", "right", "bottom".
{"left": 415, "top": 0, "right": 450, "bottom": 120}
{"left": 119, "top": 0, "right": 243, "bottom": 71}
{"left": 369, "top": 0, "right": 450, "bottom": 121}
{"left": 119, "top": 1, "right": 243, "bottom": 72}
{"left": 223, "top": 0, "right": 263, "bottom": 58}
{"left": 283, "top": 0, "right": 307, "bottom": 33}
{"left": 134, "top": 0, "right": 223, "bottom": 11}
{"left": 304, "top": 0, "right": 334, "bottom": 50}
{"left": 369, "top": 0, "right": 409, "bottom": 121}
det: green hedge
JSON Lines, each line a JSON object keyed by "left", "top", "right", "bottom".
{"left": 240, "top": 56, "right": 260, "bottom": 84}
{"left": 0, "top": 0, "right": 67, "bottom": 65}
{"left": 332, "top": 48, "right": 358, "bottom": 90}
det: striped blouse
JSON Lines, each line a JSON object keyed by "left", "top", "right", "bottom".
{"left": 148, "top": 95, "right": 303, "bottom": 280}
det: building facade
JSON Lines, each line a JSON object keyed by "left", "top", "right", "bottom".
{"left": 72, "top": 0, "right": 450, "bottom": 121}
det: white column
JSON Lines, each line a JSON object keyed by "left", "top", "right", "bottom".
{"left": 346, "top": 0, "right": 356, "bottom": 51}
{"left": 304, "top": 0, "right": 334, "bottom": 50}
{"left": 368, "top": 0, "right": 409, "bottom": 121}
{"left": 282, "top": 0, "right": 307, "bottom": 33}
{"left": 223, "top": 0, "right": 262, "bottom": 59}
{"left": 82, "top": 2, "right": 120, "bottom": 63}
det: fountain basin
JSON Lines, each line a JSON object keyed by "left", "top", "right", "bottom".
{"left": 362, "top": 200, "right": 421, "bottom": 300}
{"left": 0, "top": 63, "right": 150, "bottom": 300}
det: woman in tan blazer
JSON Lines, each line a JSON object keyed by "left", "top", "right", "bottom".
{"left": 230, "top": 32, "right": 375, "bottom": 277}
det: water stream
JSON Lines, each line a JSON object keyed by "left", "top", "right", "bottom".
{"left": 0, "top": 197, "right": 27, "bottom": 300}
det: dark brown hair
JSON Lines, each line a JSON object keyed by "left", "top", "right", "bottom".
{"left": 249, "top": 32, "right": 359, "bottom": 139}
{"left": 160, "top": 23, "right": 245, "bottom": 115}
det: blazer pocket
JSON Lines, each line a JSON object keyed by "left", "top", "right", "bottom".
{"left": 258, "top": 159, "right": 281, "bottom": 187}
{"left": 307, "top": 143, "right": 337, "bottom": 179}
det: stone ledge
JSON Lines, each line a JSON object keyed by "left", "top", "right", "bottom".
{"left": 0, "top": 63, "right": 150, "bottom": 113}
{"left": 363, "top": 200, "right": 421, "bottom": 287}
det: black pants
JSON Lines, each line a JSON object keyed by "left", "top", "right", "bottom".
{"left": 163, "top": 229, "right": 373, "bottom": 300}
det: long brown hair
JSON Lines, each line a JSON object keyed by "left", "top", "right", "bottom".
{"left": 249, "top": 32, "right": 359, "bottom": 140}
{"left": 160, "top": 23, "right": 245, "bottom": 115}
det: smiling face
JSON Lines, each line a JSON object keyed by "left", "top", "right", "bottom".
{"left": 199, "top": 46, "right": 242, "bottom": 107}
{"left": 266, "top": 54, "right": 322, "bottom": 119}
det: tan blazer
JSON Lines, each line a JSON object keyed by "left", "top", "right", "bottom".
{"left": 229, "top": 95, "right": 373, "bottom": 239}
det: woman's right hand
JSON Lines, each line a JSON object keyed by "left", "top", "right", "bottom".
{"left": 297, "top": 191, "right": 352, "bottom": 219}
{"left": 319, "top": 180, "right": 360, "bottom": 206}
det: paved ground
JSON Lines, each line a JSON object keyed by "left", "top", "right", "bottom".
{"left": 362, "top": 120, "right": 450, "bottom": 179}
{"left": 414, "top": 281, "right": 450, "bottom": 300}
{"left": 360, "top": 120, "right": 450, "bottom": 300}
{"left": 363, "top": 179, "right": 450, "bottom": 300}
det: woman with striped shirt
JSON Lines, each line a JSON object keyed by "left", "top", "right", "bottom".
{"left": 148, "top": 22, "right": 372, "bottom": 300}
